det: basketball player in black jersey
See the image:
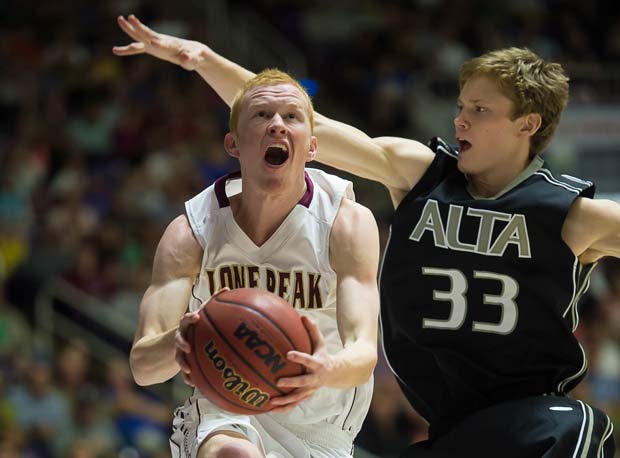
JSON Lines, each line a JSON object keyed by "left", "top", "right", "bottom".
{"left": 114, "top": 15, "right": 619, "bottom": 457}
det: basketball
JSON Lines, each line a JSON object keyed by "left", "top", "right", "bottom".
{"left": 186, "top": 288, "right": 312, "bottom": 415}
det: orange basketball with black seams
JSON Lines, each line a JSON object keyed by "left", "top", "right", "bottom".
{"left": 186, "top": 288, "right": 312, "bottom": 415}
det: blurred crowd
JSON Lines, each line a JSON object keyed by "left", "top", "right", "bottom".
{"left": 1, "top": 0, "right": 619, "bottom": 457}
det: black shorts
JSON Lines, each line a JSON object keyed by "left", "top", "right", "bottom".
{"left": 400, "top": 396, "right": 615, "bottom": 458}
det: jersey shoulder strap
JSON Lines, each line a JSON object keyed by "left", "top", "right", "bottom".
{"left": 429, "top": 136, "right": 459, "bottom": 159}
{"left": 534, "top": 167, "right": 595, "bottom": 199}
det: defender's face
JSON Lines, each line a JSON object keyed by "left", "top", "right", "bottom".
{"left": 225, "top": 83, "right": 316, "bottom": 191}
{"left": 454, "top": 76, "right": 525, "bottom": 177}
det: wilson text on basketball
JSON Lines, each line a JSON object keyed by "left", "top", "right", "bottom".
{"left": 203, "top": 340, "right": 270, "bottom": 408}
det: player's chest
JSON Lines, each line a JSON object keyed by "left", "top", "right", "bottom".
{"left": 197, "top": 230, "right": 334, "bottom": 310}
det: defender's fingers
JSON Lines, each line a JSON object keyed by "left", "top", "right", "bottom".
{"left": 128, "top": 14, "right": 159, "bottom": 41}
{"left": 112, "top": 43, "right": 146, "bottom": 55}
{"left": 117, "top": 15, "right": 140, "bottom": 40}
{"left": 150, "top": 37, "right": 164, "bottom": 48}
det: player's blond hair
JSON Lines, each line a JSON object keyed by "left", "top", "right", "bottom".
{"left": 229, "top": 69, "right": 314, "bottom": 135}
{"left": 460, "top": 47, "right": 569, "bottom": 155}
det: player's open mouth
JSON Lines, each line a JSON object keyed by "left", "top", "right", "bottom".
{"left": 264, "top": 144, "right": 289, "bottom": 166}
{"left": 457, "top": 138, "right": 471, "bottom": 152}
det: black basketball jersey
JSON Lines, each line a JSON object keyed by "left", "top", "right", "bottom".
{"left": 380, "top": 137, "right": 597, "bottom": 438}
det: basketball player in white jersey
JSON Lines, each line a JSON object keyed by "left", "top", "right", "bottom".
{"left": 121, "top": 59, "right": 380, "bottom": 457}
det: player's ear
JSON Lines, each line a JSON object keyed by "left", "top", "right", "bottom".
{"left": 306, "top": 136, "right": 318, "bottom": 162}
{"left": 519, "top": 113, "right": 542, "bottom": 138}
{"left": 224, "top": 133, "right": 240, "bottom": 158}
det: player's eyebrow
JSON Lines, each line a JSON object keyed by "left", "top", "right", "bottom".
{"left": 457, "top": 97, "right": 488, "bottom": 104}
{"left": 248, "top": 100, "right": 305, "bottom": 110}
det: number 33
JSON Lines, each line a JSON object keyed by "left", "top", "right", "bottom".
{"left": 422, "top": 267, "right": 519, "bottom": 335}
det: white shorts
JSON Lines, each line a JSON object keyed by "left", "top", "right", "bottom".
{"left": 169, "top": 396, "right": 355, "bottom": 458}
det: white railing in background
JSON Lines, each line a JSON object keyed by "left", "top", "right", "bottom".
{"left": 34, "top": 277, "right": 191, "bottom": 402}
{"left": 35, "top": 277, "right": 133, "bottom": 357}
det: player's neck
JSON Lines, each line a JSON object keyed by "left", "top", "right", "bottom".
{"left": 230, "top": 179, "right": 307, "bottom": 246}
{"left": 469, "top": 151, "right": 532, "bottom": 198}
{"left": 469, "top": 172, "right": 516, "bottom": 198}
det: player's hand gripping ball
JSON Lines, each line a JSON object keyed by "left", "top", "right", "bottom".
{"left": 186, "top": 288, "right": 312, "bottom": 414}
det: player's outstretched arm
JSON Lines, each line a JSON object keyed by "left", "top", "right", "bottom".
{"left": 270, "top": 199, "right": 380, "bottom": 411}
{"left": 113, "top": 14, "right": 254, "bottom": 106}
{"left": 130, "top": 215, "right": 202, "bottom": 386}
{"left": 563, "top": 197, "right": 620, "bottom": 264}
{"left": 313, "top": 118, "right": 436, "bottom": 205}
{"left": 113, "top": 15, "right": 434, "bottom": 205}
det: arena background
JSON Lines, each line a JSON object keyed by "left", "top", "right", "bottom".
{"left": 1, "top": 1, "right": 619, "bottom": 457}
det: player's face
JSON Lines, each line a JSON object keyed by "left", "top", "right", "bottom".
{"left": 225, "top": 83, "right": 317, "bottom": 191}
{"left": 454, "top": 76, "right": 529, "bottom": 179}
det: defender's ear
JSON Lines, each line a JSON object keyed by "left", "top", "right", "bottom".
{"left": 519, "top": 113, "right": 542, "bottom": 138}
{"left": 224, "top": 133, "right": 240, "bottom": 158}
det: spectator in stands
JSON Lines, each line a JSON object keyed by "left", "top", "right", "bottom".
{"left": 102, "top": 357, "right": 171, "bottom": 456}
{"left": 7, "top": 359, "right": 71, "bottom": 457}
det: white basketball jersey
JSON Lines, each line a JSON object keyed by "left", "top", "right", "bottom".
{"left": 184, "top": 168, "right": 373, "bottom": 445}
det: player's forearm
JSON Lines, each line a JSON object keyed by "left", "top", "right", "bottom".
{"left": 130, "top": 327, "right": 179, "bottom": 386}
{"left": 195, "top": 48, "right": 255, "bottom": 106}
{"left": 328, "top": 339, "right": 377, "bottom": 389}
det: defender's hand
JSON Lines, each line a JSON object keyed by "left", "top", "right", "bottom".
{"left": 113, "top": 14, "right": 211, "bottom": 71}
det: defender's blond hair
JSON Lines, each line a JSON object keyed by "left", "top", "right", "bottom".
{"left": 460, "top": 48, "right": 569, "bottom": 155}
{"left": 229, "top": 69, "right": 314, "bottom": 135}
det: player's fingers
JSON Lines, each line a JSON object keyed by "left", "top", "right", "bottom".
{"left": 276, "top": 372, "right": 318, "bottom": 389}
{"left": 182, "top": 372, "right": 195, "bottom": 387}
{"left": 128, "top": 14, "right": 159, "bottom": 42}
{"left": 117, "top": 15, "right": 140, "bottom": 40}
{"left": 180, "top": 311, "right": 200, "bottom": 329}
{"left": 150, "top": 37, "right": 164, "bottom": 48}
{"left": 178, "top": 356, "right": 191, "bottom": 374}
{"left": 175, "top": 350, "right": 192, "bottom": 374}
{"left": 301, "top": 316, "right": 324, "bottom": 352}
{"left": 112, "top": 43, "right": 146, "bottom": 56}
{"left": 270, "top": 388, "right": 314, "bottom": 407}
{"left": 285, "top": 350, "right": 321, "bottom": 371}
{"left": 187, "top": 311, "right": 201, "bottom": 321}
{"left": 213, "top": 287, "right": 231, "bottom": 296}
{"left": 197, "top": 288, "right": 230, "bottom": 311}
{"left": 174, "top": 329, "right": 191, "bottom": 353}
